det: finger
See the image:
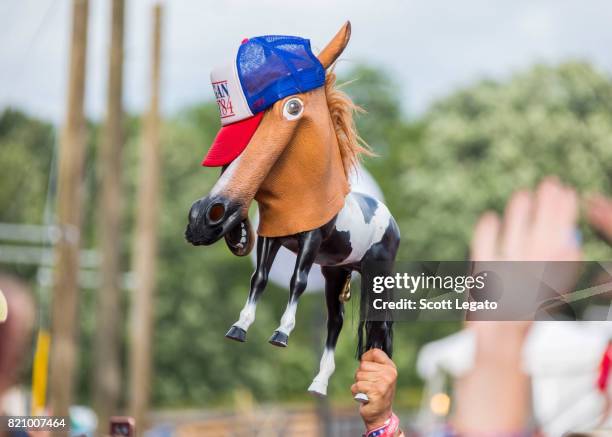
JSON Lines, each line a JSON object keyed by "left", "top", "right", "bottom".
{"left": 500, "top": 190, "right": 532, "bottom": 259}
{"left": 532, "top": 177, "right": 566, "bottom": 242}
{"left": 593, "top": 195, "right": 612, "bottom": 215}
{"left": 360, "top": 348, "right": 378, "bottom": 363}
{"left": 550, "top": 183, "right": 578, "bottom": 236}
{"left": 360, "top": 348, "right": 395, "bottom": 367}
{"left": 587, "top": 197, "right": 605, "bottom": 224}
{"left": 358, "top": 360, "right": 388, "bottom": 373}
{"left": 538, "top": 180, "right": 580, "bottom": 258}
{"left": 560, "top": 186, "right": 579, "bottom": 252}
{"left": 563, "top": 186, "right": 579, "bottom": 229}
{"left": 471, "top": 212, "right": 500, "bottom": 261}
{"left": 351, "top": 381, "right": 375, "bottom": 396}
{"left": 367, "top": 348, "right": 395, "bottom": 367}
{"left": 355, "top": 370, "right": 386, "bottom": 383}
{"left": 587, "top": 195, "right": 612, "bottom": 235}
{"left": 533, "top": 176, "right": 562, "bottom": 223}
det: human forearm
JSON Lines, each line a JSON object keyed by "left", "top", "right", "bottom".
{"left": 452, "top": 323, "right": 531, "bottom": 433}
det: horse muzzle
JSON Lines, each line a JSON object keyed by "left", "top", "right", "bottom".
{"left": 185, "top": 196, "right": 254, "bottom": 256}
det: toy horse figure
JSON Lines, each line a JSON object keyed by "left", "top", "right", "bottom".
{"left": 185, "top": 22, "right": 400, "bottom": 398}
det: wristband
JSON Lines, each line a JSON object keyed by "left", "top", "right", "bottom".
{"left": 364, "top": 412, "right": 400, "bottom": 437}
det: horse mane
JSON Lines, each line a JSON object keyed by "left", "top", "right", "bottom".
{"left": 324, "top": 70, "right": 373, "bottom": 177}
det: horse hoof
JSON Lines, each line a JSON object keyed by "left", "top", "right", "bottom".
{"left": 225, "top": 326, "right": 247, "bottom": 342}
{"left": 308, "top": 380, "right": 328, "bottom": 397}
{"left": 268, "top": 331, "right": 289, "bottom": 347}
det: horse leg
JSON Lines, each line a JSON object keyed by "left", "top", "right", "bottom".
{"left": 269, "top": 230, "right": 323, "bottom": 347}
{"left": 226, "top": 236, "right": 281, "bottom": 342}
{"left": 308, "top": 266, "right": 351, "bottom": 396}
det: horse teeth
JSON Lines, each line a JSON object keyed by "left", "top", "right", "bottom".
{"left": 240, "top": 237, "right": 246, "bottom": 243}
{"left": 236, "top": 243, "right": 243, "bottom": 248}
{"left": 241, "top": 229, "right": 247, "bottom": 236}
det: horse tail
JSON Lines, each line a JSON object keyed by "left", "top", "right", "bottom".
{"left": 357, "top": 319, "right": 365, "bottom": 359}
{"left": 356, "top": 302, "right": 395, "bottom": 359}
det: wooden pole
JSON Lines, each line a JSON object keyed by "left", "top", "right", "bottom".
{"left": 49, "top": 0, "right": 89, "bottom": 425}
{"left": 129, "top": 3, "right": 162, "bottom": 430}
{"left": 94, "top": 0, "right": 125, "bottom": 427}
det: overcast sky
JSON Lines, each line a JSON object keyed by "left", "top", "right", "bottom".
{"left": 2, "top": 0, "right": 612, "bottom": 124}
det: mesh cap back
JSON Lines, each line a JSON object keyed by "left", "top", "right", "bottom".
{"left": 237, "top": 36, "right": 326, "bottom": 113}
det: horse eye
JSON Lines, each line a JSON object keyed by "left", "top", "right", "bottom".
{"left": 283, "top": 98, "right": 303, "bottom": 120}
{"left": 287, "top": 100, "right": 301, "bottom": 115}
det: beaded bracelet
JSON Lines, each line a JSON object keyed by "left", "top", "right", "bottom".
{"left": 364, "top": 412, "right": 401, "bottom": 437}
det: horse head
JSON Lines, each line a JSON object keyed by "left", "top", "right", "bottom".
{"left": 186, "top": 23, "right": 354, "bottom": 255}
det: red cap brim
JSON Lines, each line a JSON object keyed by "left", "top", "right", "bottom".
{"left": 202, "top": 112, "right": 264, "bottom": 167}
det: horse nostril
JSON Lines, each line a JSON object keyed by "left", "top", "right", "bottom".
{"left": 207, "top": 203, "right": 226, "bottom": 225}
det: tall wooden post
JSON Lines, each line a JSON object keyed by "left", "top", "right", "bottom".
{"left": 49, "top": 0, "right": 89, "bottom": 424}
{"left": 129, "top": 3, "right": 162, "bottom": 429}
{"left": 94, "top": 0, "right": 125, "bottom": 427}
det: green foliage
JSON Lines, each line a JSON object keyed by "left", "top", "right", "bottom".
{"left": 0, "top": 109, "right": 54, "bottom": 223}
{"left": 388, "top": 62, "right": 612, "bottom": 261}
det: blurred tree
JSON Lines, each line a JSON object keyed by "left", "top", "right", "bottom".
{"left": 392, "top": 62, "right": 612, "bottom": 261}
{"left": 0, "top": 109, "right": 55, "bottom": 223}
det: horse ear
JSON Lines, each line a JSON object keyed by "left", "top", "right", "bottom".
{"left": 317, "top": 21, "right": 351, "bottom": 69}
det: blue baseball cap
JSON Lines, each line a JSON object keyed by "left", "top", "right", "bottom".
{"left": 203, "top": 35, "right": 326, "bottom": 166}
